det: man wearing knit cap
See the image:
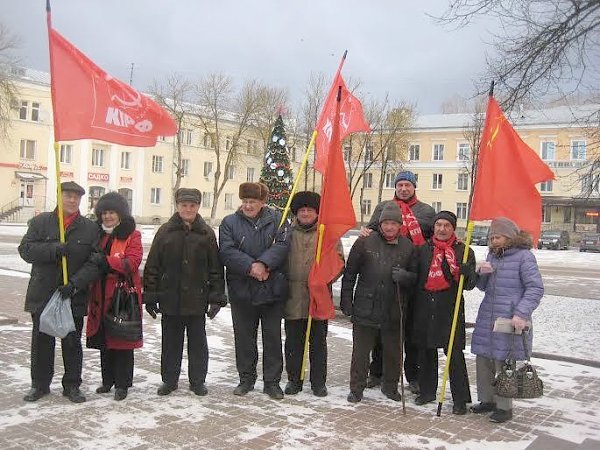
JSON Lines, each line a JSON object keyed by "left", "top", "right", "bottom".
{"left": 341, "top": 202, "right": 416, "bottom": 403}
{"left": 19, "top": 181, "right": 101, "bottom": 403}
{"left": 219, "top": 182, "right": 291, "bottom": 400}
{"left": 410, "top": 210, "right": 476, "bottom": 414}
{"left": 361, "top": 170, "right": 436, "bottom": 394}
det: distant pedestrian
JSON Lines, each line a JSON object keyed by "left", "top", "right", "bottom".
{"left": 18, "top": 181, "right": 101, "bottom": 403}
{"left": 86, "top": 192, "right": 143, "bottom": 401}
{"left": 471, "top": 217, "right": 543, "bottom": 423}
{"left": 143, "top": 188, "right": 227, "bottom": 397}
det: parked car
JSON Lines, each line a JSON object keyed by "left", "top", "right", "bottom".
{"left": 579, "top": 233, "right": 600, "bottom": 252}
{"left": 538, "top": 230, "right": 570, "bottom": 250}
{"left": 470, "top": 226, "right": 489, "bottom": 246}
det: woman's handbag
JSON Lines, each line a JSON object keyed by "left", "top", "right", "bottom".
{"left": 104, "top": 276, "right": 142, "bottom": 341}
{"left": 494, "top": 331, "right": 544, "bottom": 399}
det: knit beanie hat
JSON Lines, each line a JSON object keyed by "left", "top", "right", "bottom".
{"left": 379, "top": 202, "right": 403, "bottom": 223}
{"left": 490, "top": 217, "right": 519, "bottom": 239}
{"left": 94, "top": 192, "right": 130, "bottom": 219}
{"left": 434, "top": 210, "right": 457, "bottom": 230}
{"left": 394, "top": 170, "right": 417, "bottom": 188}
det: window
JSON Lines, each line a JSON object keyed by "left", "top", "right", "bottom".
{"left": 432, "top": 173, "right": 443, "bottom": 190}
{"left": 203, "top": 161, "right": 213, "bottom": 177}
{"left": 92, "top": 147, "right": 105, "bottom": 167}
{"left": 457, "top": 173, "right": 469, "bottom": 191}
{"left": 363, "top": 172, "right": 373, "bottom": 188}
{"left": 31, "top": 102, "right": 40, "bottom": 122}
{"left": 387, "top": 144, "right": 397, "bottom": 161}
{"left": 89, "top": 186, "right": 105, "bottom": 210}
{"left": 246, "top": 167, "right": 255, "bottom": 182}
{"left": 121, "top": 151, "right": 131, "bottom": 169}
{"left": 409, "top": 144, "right": 420, "bottom": 161}
{"left": 458, "top": 143, "right": 470, "bottom": 161}
{"left": 226, "top": 136, "right": 232, "bottom": 150}
{"left": 150, "top": 187, "right": 161, "bottom": 205}
{"left": 202, "top": 192, "right": 212, "bottom": 208}
{"left": 225, "top": 193, "right": 233, "bottom": 210}
{"left": 118, "top": 188, "right": 133, "bottom": 212}
{"left": 252, "top": 140, "right": 259, "bottom": 155}
{"left": 540, "top": 180, "right": 553, "bottom": 192}
{"left": 542, "top": 205, "right": 551, "bottom": 223}
{"left": 343, "top": 144, "right": 352, "bottom": 162}
{"left": 571, "top": 140, "right": 586, "bottom": 160}
{"left": 19, "top": 101, "right": 28, "bottom": 120}
{"left": 541, "top": 141, "right": 556, "bottom": 160}
{"left": 432, "top": 202, "right": 442, "bottom": 213}
{"left": 361, "top": 199, "right": 372, "bottom": 216}
{"left": 19, "top": 139, "right": 36, "bottom": 159}
{"left": 226, "top": 165, "right": 235, "bottom": 180}
{"left": 581, "top": 173, "right": 599, "bottom": 195}
{"left": 563, "top": 207, "right": 572, "bottom": 224}
{"left": 203, "top": 133, "right": 215, "bottom": 148}
{"left": 364, "top": 144, "right": 374, "bottom": 162}
{"left": 384, "top": 172, "right": 395, "bottom": 188}
{"left": 456, "top": 202, "right": 467, "bottom": 220}
{"left": 433, "top": 143, "right": 444, "bottom": 161}
{"left": 60, "top": 144, "right": 72, "bottom": 164}
{"left": 181, "top": 159, "right": 189, "bottom": 177}
{"left": 152, "top": 155, "right": 163, "bottom": 173}
{"left": 246, "top": 139, "right": 252, "bottom": 154}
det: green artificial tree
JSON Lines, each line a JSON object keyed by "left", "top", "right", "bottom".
{"left": 260, "top": 115, "right": 294, "bottom": 209}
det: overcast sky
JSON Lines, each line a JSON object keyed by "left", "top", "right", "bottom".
{"left": 1, "top": 0, "right": 496, "bottom": 114}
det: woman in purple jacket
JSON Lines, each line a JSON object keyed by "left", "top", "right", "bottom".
{"left": 470, "top": 217, "right": 543, "bottom": 423}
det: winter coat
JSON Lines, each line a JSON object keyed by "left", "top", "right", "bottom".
{"left": 341, "top": 231, "right": 415, "bottom": 330}
{"left": 219, "top": 207, "right": 290, "bottom": 305}
{"left": 143, "top": 213, "right": 226, "bottom": 316}
{"left": 18, "top": 211, "right": 101, "bottom": 316}
{"left": 367, "top": 198, "right": 436, "bottom": 240}
{"left": 86, "top": 217, "right": 144, "bottom": 350}
{"left": 411, "top": 239, "right": 477, "bottom": 350}
{"left": 285, "top": 221, "right": 344, "bottom": 320}
{"left": 471, "top": 232, "right": 544, "bottom": 361}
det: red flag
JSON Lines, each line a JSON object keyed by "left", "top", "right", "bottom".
{"left": 314, "top": 72, "right": 370, "bottom": 174}
{"left": 47, "top": 12, "right": 177, "bottom": 146}
{"left": 470, "top": 97, "right": 555, "bottom": 242}
{"left": 308, "top": 86, "right": 357, "bottom": 320}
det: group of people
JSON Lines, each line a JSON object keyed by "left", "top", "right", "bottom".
{"left": 19, "top": 171, "right": 543, "bottom": 424}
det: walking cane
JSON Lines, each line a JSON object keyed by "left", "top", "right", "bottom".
{"left": 395, "top": 282, "right": 406, "bottom": 415}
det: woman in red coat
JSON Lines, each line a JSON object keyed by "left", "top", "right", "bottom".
{"left": 86, "top": 192, "right": 143, "bottom": 401}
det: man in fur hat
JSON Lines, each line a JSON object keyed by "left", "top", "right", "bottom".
{"left": 219, "top": 182, "right": 291, "bottom": 400}
{"left": 283, "top": 191, "right": 343, "bottom": 397}
{"left": 19, "top": 181, "right": 101, "bottom": 403}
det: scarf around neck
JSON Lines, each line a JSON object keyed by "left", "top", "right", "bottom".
{"left": 393, "top": 196, "right": 425, "bottom": 246}
{"left": 63, "top": 211, "right": 79, "bottom": 230}
{"left": 424, "top": 234, "right": 459, "bottom": 292}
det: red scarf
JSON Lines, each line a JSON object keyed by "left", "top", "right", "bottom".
{"left": 63, "top": 211, "right": 79, "bottom": 230}
{"left": 424, "top": 234, "right": 459, "bottom": 292}
{"left": 393, "top": 196, "right": 426, "bottom": 246}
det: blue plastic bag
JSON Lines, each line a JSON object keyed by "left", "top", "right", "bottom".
{"left": 39, "top": 289, "right": 76, "bottom": 338}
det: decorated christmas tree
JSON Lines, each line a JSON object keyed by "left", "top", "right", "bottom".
{"left": 260, "top": 115, "right": 294, "bottom": 209}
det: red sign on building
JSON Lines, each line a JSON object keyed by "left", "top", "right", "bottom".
{"left": 88, "top": 172, "right": 109, "bottom": 182}
{"left": 120, "top": 176, "right": 133, "bottom": 182}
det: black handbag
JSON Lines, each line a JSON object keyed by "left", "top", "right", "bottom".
{"left": 494, "top": 331, "right": 544, "bottom": 399}
{"left": 250, "top": 271, "right": 288, "bottom": 306}
{"left": 104, "top": 276, "right": 142, "bottom": 342}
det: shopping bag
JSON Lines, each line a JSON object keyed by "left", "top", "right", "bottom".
{"left": 39, "top": 289, "right": 76, "bottom": 338}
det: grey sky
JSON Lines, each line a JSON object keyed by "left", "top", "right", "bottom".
{"left": 1, "top": 0, "right": 495, "bottom": 113}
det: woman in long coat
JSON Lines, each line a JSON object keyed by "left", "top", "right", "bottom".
{"left": 86, "top": 192, "right": 143, "bottom": 401}
{"left": 471, "top": 217, "right": 543, "bottom": 423}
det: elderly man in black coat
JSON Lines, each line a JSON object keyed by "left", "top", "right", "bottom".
{"left": 18, "top": 181, "right": 101, "bottom": 403}
{"left": 219, "top": 182, "right": 290, "bottom": 400}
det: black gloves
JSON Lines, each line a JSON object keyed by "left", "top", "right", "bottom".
{"left": 340, "top": 296, "right": 353, "bottom": 316}
{"left": 206, "top": 304, "right": 221, "bottom": 320}
{"left": 392, "top": 266, "right": 416, "bottom": 287}
{"left": 459, "top": 263, "right": 476, "bottom": 279}
{"left": 90, "top": 252, "right": 110, "bottom": 272}
{"left": 145, "top": 303, "right": 160, "bottom": 319}
{"left": 56, "top": 243, "right": 68, "bottom": 259}
{"left": 58, "top": 283, "right": 76, "bottom": 299}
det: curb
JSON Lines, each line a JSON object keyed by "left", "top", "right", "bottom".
{"left": 0, "top": 316, "right": 18, "bottom": 326}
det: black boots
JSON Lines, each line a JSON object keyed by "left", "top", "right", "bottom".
{"left": 114, "top": 388, "right": 128, "bottom": 401}
{"left": 284, "top": 381, "right": 303, "bottom": 395}
{"left": 157, "top": 383, "right": 178, "bottom": 396}
{"left": 263, "top": 383, "right": 284, "bottom": 400}
{"left": 23, "top": 387, "right": 50, "bottom": 402}
{"left": 63, "top": 387, "right": 86, "bottom": 403}
{"left": 233, "top": 381, "right": 255, "bottom": 396}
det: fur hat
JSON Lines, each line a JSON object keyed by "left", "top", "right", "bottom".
{"left": 490, "top": 217, "right": 520, "bottom": 239}
{"left": 394, "top": 170, "right": 417, "bottom": 188}
{"left": 379, "top": 201, "right": 403, "bottom": 223}
{"left": 434, "top": 210, "right": 457, "bottom": 230}
{"left": 175, "top": 188, "right": 201, "bottom": 204}
{"left": 239, "top": 182, "right": 268, "bottom": 201}
{"left": 61, "top": 181, "right": 85, "bottom": 196}
{"left": 291, "top": 191, "right": 320, "bottom": 215}
{"left": 94, "top": 192, "right": 130, "bottom": 219}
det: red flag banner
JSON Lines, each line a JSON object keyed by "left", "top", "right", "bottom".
{"left": 314, "top": 72, "right": 370, "bottom": 174}
{"left": 470, "top": 97, "right": 555, "bottom": 242}
{"left": 308, "top": 87, "right": 357, "bottom": 320}
{"left": 48, "top": 27, "right": 177, "bottom": 146}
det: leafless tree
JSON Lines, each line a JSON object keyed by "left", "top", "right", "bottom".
{"left": 0, "top": 23, "right": 20, "bottom": 141}
{"left": 250, "top": 85, "right": 289, "bottom": 152}
{"left": 461, "top": 98, "right": 487, "bottom": 209}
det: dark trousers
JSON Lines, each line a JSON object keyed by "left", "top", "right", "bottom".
{"left": 417, "top": 347, "right": 471, "bottom": 403}
{"left": 30, "top": 313, "right": 84, "bottom": 390}
{"left": 351, "top": 324, "right": 401, "bottom": 394}
{"left": 284, "top": 319, "right": 328, "bottom": 389}
{"left": 230, "top": 300, "right": 283, "bottom": 384}
{"left": 100, "top": 349, "right": 134, "bottom": 389}
{"left": 161, "top": 314, "right": 208, "bottom": 386}
{"left": 370, "top": 332, "right": 419, "bottom": 383}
